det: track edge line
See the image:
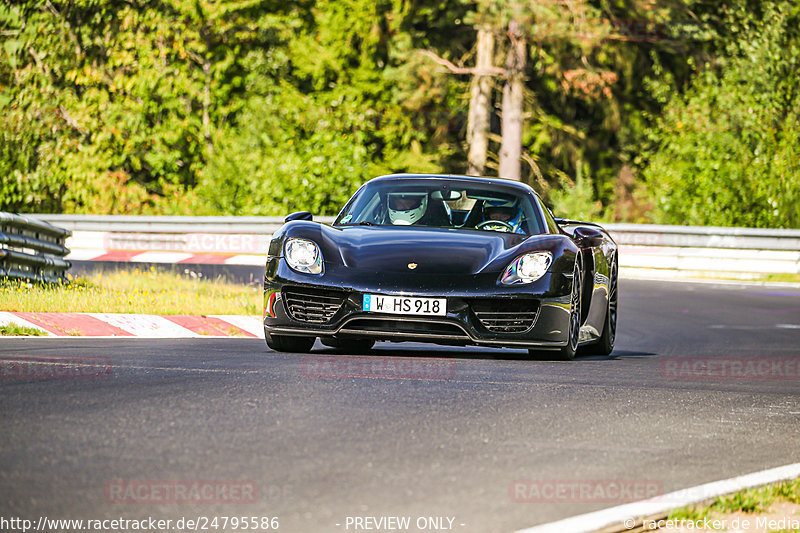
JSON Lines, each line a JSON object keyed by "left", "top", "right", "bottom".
{"left": 514, "top": 462, "right": 800, "bottom": 533}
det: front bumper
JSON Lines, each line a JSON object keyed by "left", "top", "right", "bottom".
{"left": 263, "top": 258, "right": 572, "bottom": 349}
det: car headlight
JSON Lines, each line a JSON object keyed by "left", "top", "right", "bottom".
{"left": 284, "top": 238, "right": 323, "bottom": 275}
{"left": 500, "top": 252, "right": 552, "bottom": 285}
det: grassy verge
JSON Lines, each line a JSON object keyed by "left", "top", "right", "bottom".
{"left": 0, "top": 269, "right": 260, "bottom": 315}
{"left": 623, "top": 270, "right": 800, "bottom": 284}
{"left": 0, "top": 324, "right": 48, "bottom": 336}
{"left": 757, "top": 273, "right": 800, "bottom": 283}
{"left": 669, "top": 477, "right": 800, "bottom": 521}
{"left": 695, "top": 272, "right": 800, "bottom": 284}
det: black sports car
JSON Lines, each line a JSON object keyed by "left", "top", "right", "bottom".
{"left": 263, "top": 174, "right": 617, "bottom": 359}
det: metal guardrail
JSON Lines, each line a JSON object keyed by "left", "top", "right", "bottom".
{"left": 31, "top": 214, "right": 800, "bottom": 277}
{"left": 606, "top": 223, "right": 800, "bottom": 251}
{"left": 35, "top": 214, "right": 294, "bottom": 234}
{"left": 34, "top": 214, "right": 800, "bottom": 248}
{"left": 0, "top": 213, "right": 72, "bottom": 283}
{"left": 34, "top": 215, "right": 800, "bottom": 251}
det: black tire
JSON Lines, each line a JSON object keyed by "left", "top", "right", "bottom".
{"left": 321, "top": 337, "right": 375, "bottom": 354}
{"left": 528, "top": 257, "right": 582, "bottom": 361}
{"left": 265, "top": 334, "right": 315, "bottom": 353}
{"left": 581, "top": 257, "right": 617, "bottom": 356}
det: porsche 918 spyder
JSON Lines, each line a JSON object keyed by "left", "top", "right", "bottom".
{"left": 263, "top": 174, "right": 617, "bottom": 360}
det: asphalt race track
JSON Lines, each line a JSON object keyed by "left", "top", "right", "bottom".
{"left": 1, "top": 279, "right": 799, "bottom": 533}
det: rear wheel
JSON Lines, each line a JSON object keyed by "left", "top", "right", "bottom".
{"left": 528, "top": 257, "right": 582, "bottom": 361}
{"left": 582, "top": 257, "right": 617, "bottom": 356}
{"left": 265, "top": 334, "right": 316, "bottom": 353}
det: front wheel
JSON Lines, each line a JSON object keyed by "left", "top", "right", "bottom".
{"left": 582, "top": 257, "right": 617, "bottom": 356}
{"left": 528, "top": 258, "right": 582, "bottom": 361}
{"left": 265, "top": 334, "right": 316, "bottom": 353}
{"left": 557, "top": 259, "right": 582, "bottom": 360}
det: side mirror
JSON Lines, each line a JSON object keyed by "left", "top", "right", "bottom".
{"left": 285, "top": 211, "right": 313, "bottom": 223}
{"left": 573, "top": 226, "right": 603, "bottom": 247}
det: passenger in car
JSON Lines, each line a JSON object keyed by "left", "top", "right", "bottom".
{"left": 387, "top": 193, "right": 451, "bottom": 227}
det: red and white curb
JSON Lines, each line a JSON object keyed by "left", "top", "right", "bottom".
{"left": 515, "top": 462, "right": 800, "bottom": 533}
{"left": 0, "top": 312, "right": 263, "bottom": 338}
{"left": 67, "top": 249, "right": 264, "bottom": 265}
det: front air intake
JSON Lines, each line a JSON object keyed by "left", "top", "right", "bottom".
{"left": 283, "top": 287, "right": 347, "bottom": 324}
{"left": 470, "top": 299, "right": 540, "bottom": 334}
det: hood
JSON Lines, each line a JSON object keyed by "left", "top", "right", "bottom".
{"left": 319, "top": 225, "right": 532, "bottom": 275}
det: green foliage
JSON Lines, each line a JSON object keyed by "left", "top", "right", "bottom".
{"left": 642, "top": 2, "right": 800, "bottom": 228}
{"left": 196, "top": 91, "right": 375, "bottom": 215}
{"left": 1, "top": 0, "right": 798, "bottom": 226}
{"left": 0, "top": 0, "right": 317, "bottom": 214}
{"left": 549, "top": 174, "right": 603, "bottom": 222}
{"left": 0, "top": 0, "right": 467, "bottom": 215}
{"left": 195, "top": 0, "right": 464, "bottom": 215}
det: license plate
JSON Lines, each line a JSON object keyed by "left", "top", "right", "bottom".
{"left": 362, "top": 294, "right": 446, "bottom": 316}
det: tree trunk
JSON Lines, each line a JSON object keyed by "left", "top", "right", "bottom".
{"left": 466, "top": 27, "right": 494, "bottom": 176}
{"left": 202, "top": 57, "right": 213, "bottom": 155}
{"left": 498, "top": 20, "right": 526, "bottom": 180}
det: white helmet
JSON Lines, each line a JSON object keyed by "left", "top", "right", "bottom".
{"left": 387, "top": 193, "right": 428, "bottom": 225}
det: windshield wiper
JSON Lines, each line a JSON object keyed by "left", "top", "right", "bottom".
{"left": 357, "top": 221, "right": 376, "bottom": 226}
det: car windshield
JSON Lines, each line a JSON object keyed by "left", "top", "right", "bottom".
{"left": 335, "top": 180, "right": 545, "bottom": 235}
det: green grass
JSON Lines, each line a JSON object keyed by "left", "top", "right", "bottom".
{"left": 668, "top": 505, "right": 709, "bottom": 522}
{"left": 0, "top": 323, "right": 48, "bottom": 336}
{"left": 670, "top": 272, "right": 800, "bottom": 283}
{"left": 712, "top": 486, "right": 770, "bottom": 513}
{"left": 625, "top": 271, "right": 800, "bottom": 284}
{"left": 772, "top": 478, "right": 800, "bottom": 504}
{"left": 758, "top": 273, "right": 800, "bottom": 283}
{"left": 668, "top": 477, "right": 800, "bottom": 519}
{"left": 0, "top": 269, "right": 260, "bottom": 315}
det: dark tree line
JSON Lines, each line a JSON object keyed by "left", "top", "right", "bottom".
{"left": 1, "top": 0, "right": 797, "bottom": 227}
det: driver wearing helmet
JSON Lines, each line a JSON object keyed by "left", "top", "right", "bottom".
{"left": 481, "top": 199, "right": 525, "bottom": 233}
{"left": 387, "top": 192, "right": 429, "bottom": 225}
